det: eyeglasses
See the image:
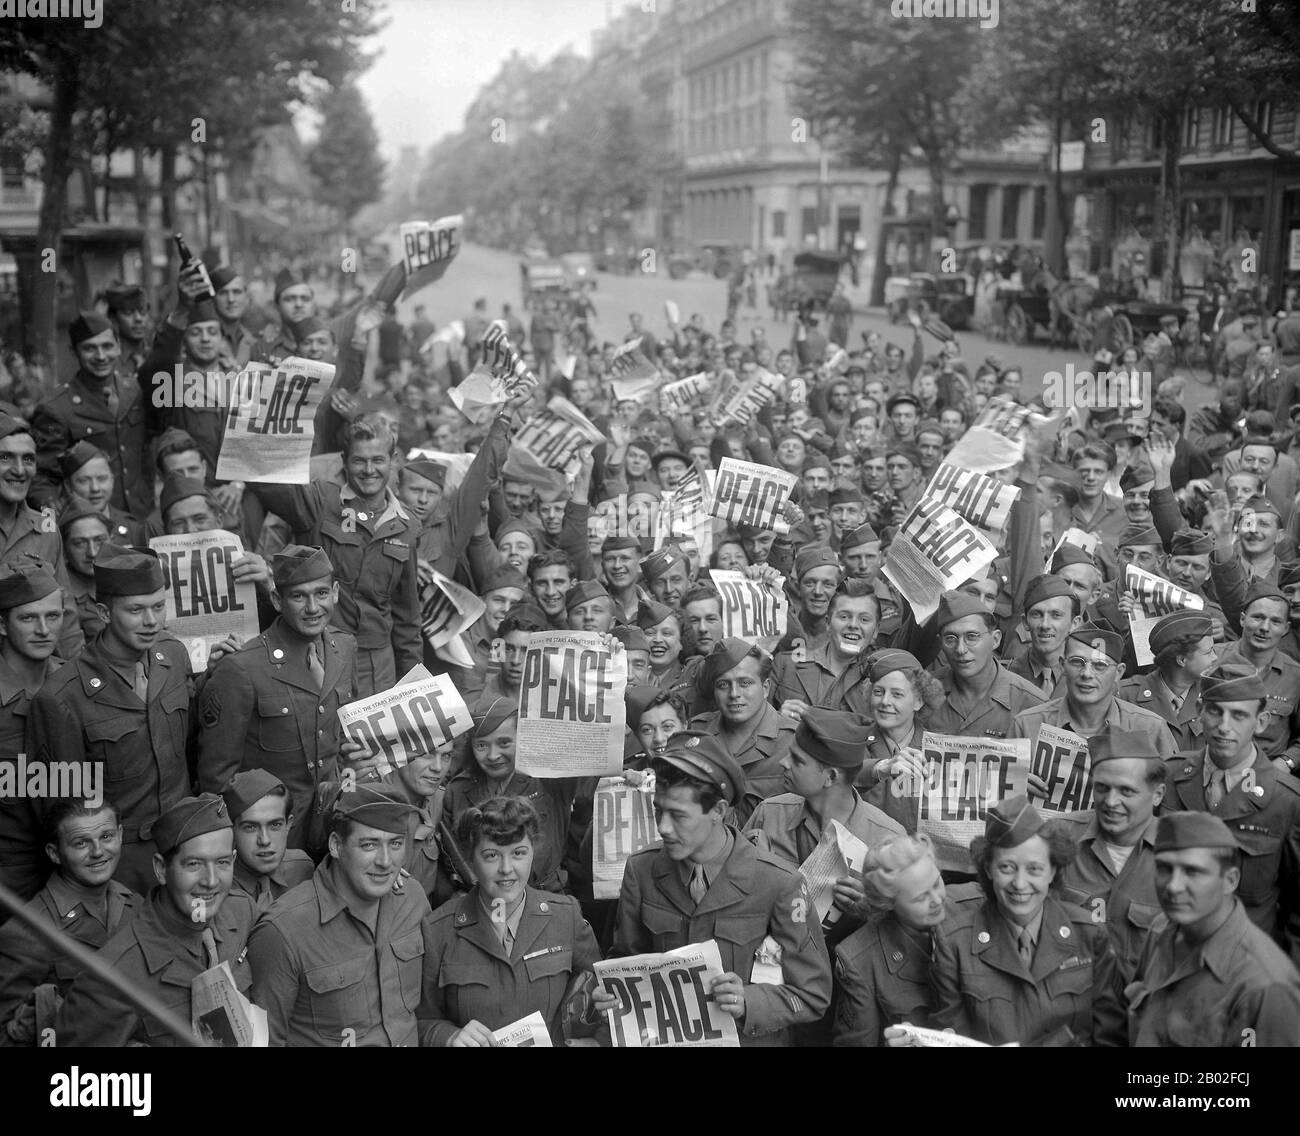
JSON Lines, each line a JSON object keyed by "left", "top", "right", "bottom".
{"left": 1064, "top": 656, "right": 1114, "bottom": 674}
{"left": 941, "top": 631, "right": 988, "bottom": 649}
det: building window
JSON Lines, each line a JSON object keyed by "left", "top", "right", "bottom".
{"left": 773, "top": 209, "right": 786, "bottom": 238}
{"left": 968, "top": 183, "right": 990, "bottom": 240}
{"left": 0, "top": 152, "right": 23, "bottom": 190}
{"left": 1253, "top": 99, "right": 1272, "bottom": 137}
{"left": 801, "top": 206, "right": 817, "bottom": 240}
{"left": 1145, "top": 114, "right": 1163, "bottom": 155}
{"left": 1031, "top": 185, "right": 1046, "bottom": 240}
{"left": 1183, "top": 106, "right": 1200, "bottom": 149}
{"left": 747, "top": 57, "right": 755, "bottom": 93}
{"left": 1113, "top": 115, "right": 1132, "bottom": 160}
{"left": 1001, "top": 185, "right": 1021, "bottom": 240}
{"left": 1213, "top": 106, "right": 1234, "bottom": 148}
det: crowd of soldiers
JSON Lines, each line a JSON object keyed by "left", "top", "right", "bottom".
{"left": 0, "top": 249, "right": 1298, "bottom": 1049}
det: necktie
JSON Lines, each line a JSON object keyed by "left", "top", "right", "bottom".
{"left": 502, "top": 923, "right": 515, "bottom": 957}
{"left": 104, "top": 380, "right": 120, "bottom": 417}
{"left": 1170, "top": 690, "right": 1184, "bottom": 713}
{"left": 255, "top": 877, "right": 274, "bottom": 913}
{"left": 133, "top": 660, "right": 148, "bottom": 700}
{"left": 689, "top": 864, "right": 708, "bottom": 905}
{"left": 307, "top": 640, "right": 325, "bottom": 691}
{"left": 200, "top": 926, "right": 220, "bottom": 970}
{"left": 1207, "top": 769, "right": 1227, "bottom": 810}
{"left": 1017, "top": 928, "right": 1033, "bottom": 969}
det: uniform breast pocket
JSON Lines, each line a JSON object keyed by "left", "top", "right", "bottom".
{"left": 959, "top": 974, "right": 1015, "bottom": 1037}
{"left": 375, "top": 541, "right": 410, "bottom": 594}
{"left": 1044, "top": 961, "right": 1093, "bottom": 1003}
{"left": 1234, "top": 826, "right": 1282, "bottom": 904}
{"left": 1265, "top": 695, "right": 1294, "bottom": 730}
{"left": 641, "top": 904, "right": 686, "bottom": 952}
{"left": 255, "top": 695, "right": 302, "bottom": 753}
{"left": 524, "top": 946, "right": 574, "bottom": 999}
{"left": 437, "top": 961, "right": 491, "bottom": 1025}
{"left": 305, "top": 955, "right": 372, "bottom": 1042}
{"left": 712, "top": 914, "right": 769, "bottom": 979}
{"left": 1124, "top": 902, "right": 1162, "bottom": 933}
{"left": 88, "top": 715, "right": 147, "bottom": 780}
{"left": 390, "top": 931, "right": 425, "bottom": 1012}
{"left": 319, "top": 522, "right": 363, "bottom": 582}
{"left": 158, "top": 683, "right": 189, "bottom": 756}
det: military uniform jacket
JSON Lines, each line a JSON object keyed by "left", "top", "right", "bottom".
{"left": 1109, "top": 899, "right": 1300, "bottom": 1047}
{"left": 26, "top": 633, "right": 193, "bottom": 838}
{"left": 1162, "top": 748, "right": 1300, "bottom": 963}
{"left": 0, "top": 875, "right": 139, "bottom": 1046}
{"left": 1212, "top": 642, "right": 1300, "bottom": 763}
{"left": 1117, "top": 672, "right": 1204, "bottom": 751}
{"left": 690, "top": 704, "right": 796, "bottom": 825}
{"left": 229, "top": 850, "right": 315, "bottom": 912}
{"left": 0, "top": 654, "right": 62, "bottom": 883}
{"left": 31, "top": 369, "right": 149, "bottom": 516}
{"left": 56, "top": 887, "right": 256, "bottom": 1047}
{"left": 771, "top": 643, "right": 843, "bottom": 711}
{"left": 1056, "top": 814, "right": 1161, "bottom": 982}
{"left": 1010, "top": 696, "right": 1178, "bottom": 761}
{"left": 249, "top": 859, "right": 436, "bottom": 1047}
{"left": 926, "top": 660, "right": 1048, "bottom": 741}
{"left": 251, "top": 479, "right": 421, "bottom": 670}
{"left": 197, "top": 619, "right": 358, "bottom": 846}
{"left": 421, "top": 887, "right": 600, "bottom": 1046}
{"left": 931, "top": 894, "right": 1115, "bottom": 1046}
{"left": 612, "top": 829, "right": 832, "bottom": 1047}
{"left": 0, "top": 504, "right": 83, "bottom": 659}
{"left": 136, "top": 321, "right": 228, "bottom": 474}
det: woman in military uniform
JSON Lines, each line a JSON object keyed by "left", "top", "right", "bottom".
{"left": 420, "top": 797, "right": 601, "bottom": 1046}
{"left": 923, "top": 798, "right": 1116, "bottom": 1046}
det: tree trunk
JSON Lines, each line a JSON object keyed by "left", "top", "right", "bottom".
{"left": 160, "top": 144, "right": 178, "bottom": 277}
{"left": 29, "top": 49, "right": 79, "bottom": 372}
{"left": 1043, "top": 90, "right": 1066, "bottom": 277}
{"left": 1158, "top": 107, "right": 1183, "bottom": 302}
{"left": 869, "top": 146, "right": 902, "bottom": 306}
{"left": 927, "top": 151, "right": 948, "bottom": 273}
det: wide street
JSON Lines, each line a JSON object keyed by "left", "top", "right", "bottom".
{"left": 388, "top": 237, "right": 1223, "bottom": 418}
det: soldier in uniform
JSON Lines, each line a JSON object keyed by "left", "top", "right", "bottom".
{"left": 773, "top": 580, "right": 879, "bottom": 719}
{"left": 27, "top": 546, "right": 192, "bottom": 894}
{"left": 103, "top": 282, "right": 152, "bottom": 376}
{"left": 210, "top": 265, "right": 260, "bottom": 369}
{"left": 248, "top": 414, "right": 421, "bottom": 698}
{"left": 248, "top": 786, "right": 436, "bottom": 1047}
{"left": 255, "top": 267, "right": 315, "bottom": 365}
{"left": 690, "top": 637, "right": 797, "bottom": 823}
{"left": 381, "top": 739, "right": 457, "bottom": 910}
{"left": 56, "top": 442, "right": 140, "bottom": 543}
{"left": 0, "top": 412, "right": 82, "bottom": 659}
{"left": 1007, "top": 575, "right": 1078, "bottom": 696}
{"left": 925, "top": 591, "right": 1046, "bottom": 741}
{"left": 57, "top": 502, "right": 109, "bottom": 644}
{"left": 220, "top": 769, "right": 314, "bottom": 913}
{"left": 0, "top": 560, "right": 68, "bottom": 906}
{"left": 1100, "top": 812, "right": 1300, "bottom": 1047}
{"left": 55, "top": 793, "right": 257, "bottom": 1047}
{"left": 0, "top": 798, "right": 139, "bottom": 1046}
{"left": 1117, "top": 611, "right": 1217, "bottom": 750}
{"left": 1056, "top": 730, "right": 1165, "bottom": 982}
{"left": 1160, "top": 663, "right": 1300, "bottom": 963}
{"left": 597, "top": 730, "right": 832, "bottom": 1046}
{"left": 198, "top": 545, "right": 358, "bottom": 850}
{"left": 31, "top": 312, "right": 149, "bottom": 517}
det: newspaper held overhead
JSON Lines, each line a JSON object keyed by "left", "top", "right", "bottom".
{"left": 513, "top": 396, "right": 607, "bottom": 472}
{"left": 924, "top": 464, "right": 1021, "bottom": 541}
{"left": 659, "top": 372, "right": 712, "bottom": 417}
{"left": 609, "top": 337, "right": 660, "bottom": 403}
{"left": 191, "top": 962, "right": 268, "bottom": 1047}
{"left": 593, "top": 774, "right": 662, "bottom": 900}
{"left": 419, "top": 567, "right": 486, "bottom": 670}
{"left": 216, "top": 356, "right": 332, "bottom": 485}
{"left": 516, "top": 631, "right": 626, "bottom": 778}
{"left": 942, "top": 396, "right": 1064, "bottom": 474}
{"left": 800, "top": 819, "right": 869, "bottom": 925}
{"left": 711, "top": 367, "right": 783, "bottom": 428}
{"left": 709, "top": 569, "right": 789, "bottom": 653}
{"left": 710, "top": 458, "right": 796, "bottom": 535}
{"left": 1049, "top": 526, "right": 1100, "bottom": 568}
{"left": 337, "top": 664, "right": 473, "bottom": 777}
{"left": 1124, "top": 563, "right": 1204, "bottom": 666}
{"left": 916, "top": 732, "right": 1032, "bottom": 873}
{"left": 1030, "top": 723, "right": 1094, "bottom": 813}
{"left": 594, "top": 940, "right": 740, "bottom": 1047}
{"left": 399, "top": 214, "right": 463, "bottom": 299}
{"left": 149, "top": 530, "right": 260, "bottom": 671}
{"left": 492, "top": 1011, "right": 553, "bottom": 1047}
{"left": 882, "top": 499, "right": 1000, "bottom": 624}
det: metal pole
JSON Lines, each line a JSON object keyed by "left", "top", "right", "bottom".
{"left": 0, "top": 878, "right": 205, "bottom": 1047}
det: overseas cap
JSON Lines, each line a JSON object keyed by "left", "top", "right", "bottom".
{"left": 624, "top": 683, "right": 663, "bottom": 732}
{"left": 1149, "top": 610, "right": 1213, "bottom": 656}
{"left": 699, "top": 637, "right": 759, "bottom": 690}
{"left": 0, "top": 412, "right": 29, "bottom": 443}
{"left": 1279, "top": 561, "right": 1300, "bottom": 588}
{"left": 601, "top": 534, "right": 640, "bottom": 555}
{"left": 984, "top": 795, "right": 1046, "bottom": 849}
{"left": 1200, "top": 662, "right": 1266, "bottom": 703}
{"left": 1023, "top": 574, "right": 1074, "bottom": 613}
{"left": 641, "top": 545, "right": 685, "bottom": 582}
{"left": 274, "top": 266, "right": 307, "bottom": 300}
{"left": 935, "top": 589, "right": 987, "bottom": 630}
{"left": 273, "top": 544, "right": 333, "bottom": 589}
{"left": 841, "top": 522, "right": 879, "bottom": 551}
{"left": 471, "top": 696, "right": 517, "bottom": 740}
{"left": 481, "top": 566, "right": 529, "bottom": 597}
{"left": 1050, "top": 543, "right": 1095, "bottom": 572}
{"left": 68, "top": 311, "right": 114, "bottom": 348}
{"left": 402, "top": 459, "right": 446, "bottom": 488}
{"left": 93, "top": 545, "right": 164, "bottom": 597}
{"left": 1241, "top": 494, "right": 1281, "bottom": 520}
{"left": 159, "top": 475, "right": 209, "bottom": 518}
{"left": 58, "top": 499, "right": 111, "bottom": 538}
{"left": 0, "top": 559, "right": 58, "bottom": 611}
{"left": 1087, "top": 729, "right": 1157, "bottom": 765}
{"left": 58, "top": 441, "right": 108, "bottom": 479}
{"left": 828, "top": 485, "right": 865, "bottom": 506}
{"left": 1242, "top": 580, "right": 1288, "bottom": 612}
{"left": 795, "top": 546, "right": 841, "bottom": 580}
{"left": 209, "top": 265, "right": 241, "bottom": 291}
{"left": 1169, "top": 528, "right": 1213, "bottom": 556}
{"left": 1066, "top": 623, "right": 1124, "bottom": 663}
{"left": 867, "top": 648, "right": 923, "bottom": 682}
{"left": 220, "top": 769, "right": 289, "bottom": 821}
{"left": 565, "top": 579, "right": 610, "bottom": 612}
{"left": 635, "top": 600, "right": 675, "bottom": 630}
{"left": 1118, "top": 522, "right": 1162, "bottom": 549}
{"left": 332, "top": 785, "right": 417, "bottom": 836}
{"left": 654, "top": 731, "right": 746, "bottom": 804}
{"left": 150, "top": 793, "right": 231, "bottom": 856}
{"left": 611, "top": 624, "right": 650, "bottom": 654}
{"left": 791, "top": 708, "right": 871, "bottom": 770}
{"left": 1155, "top": 811, "right": 1241, "bottom": 853}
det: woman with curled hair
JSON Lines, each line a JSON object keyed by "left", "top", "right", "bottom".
{"left": 832, "top": 833, "right": 962, "bottom": 1046}
{"left": 891, "top": 797, "right": 1115, "bottom": 1047}
{"left": 420, "top": 795, "right": 601, "bottom": 1047}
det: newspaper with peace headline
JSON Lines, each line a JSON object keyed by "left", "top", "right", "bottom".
{"left": 592, "top": 773, "right": 662, "bottom": 900}
{"left": 882, "top": 499, "right": 999, "bottom": 624}
{"left": 609, "top": 337, "right": 660, "bottom": 402}
{"left": 1123, "top": 563, "right": 1204, "bottom": 665}
{"left": 191, "top": 962, "right": 268, "bottom": 1047}
{"left": 516, "top": 632, "right": 626, "bottom": 778}
{"left": 399, "top": 213, "right": 463, "bottom": 298}
{"left": 492, "top": 1011, "right": 553, "bottom": 1047}
{"left": 942, "top": 396, "right": 1061, "bottom": 474}
{"left": 916, "top": 732, "right": 1032, "bottom": 873}
{"left": 924, "top": 464, "right": 1021, "bottom": 541}
{"left": 216, "top": 356, "right": 332, "bottom": 484}
{"left": 594, "top": 940, "right": 740, "bottom": 1047}
{"left": 800, "top": 819, "right": 869, "bottom": 925}
{"left": 709, "top": 569, "right": 789, "bottom": 653}
{"left": 419, "top": 567, "right": 486, "bottom": 669}
{"left": 711, "top": 367, "right": 783, "bottom": 428}
{"left": 1047, "top": 526, "right": 1100, "bottom": 570}
{"left": 660, "top": 372, "right": 712, "bottom": 416}
{"left": 337, "top": 664, "right": 472, "bottom": 776}
{"left": 710, "top": 457, "right": 795, "bottom": 535}
{"left": 513, "top": 396, "right": 607, "bottom": 471}
{"left": 1030, "top": 723, "right": 1094, "bottom": 813}
{"left": 150, "top": 530, "right": 260, "bottom": 671}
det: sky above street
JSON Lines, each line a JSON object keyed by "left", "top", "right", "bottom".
{"left": 356, "top": 0, "right": 614, "bottom": 159}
